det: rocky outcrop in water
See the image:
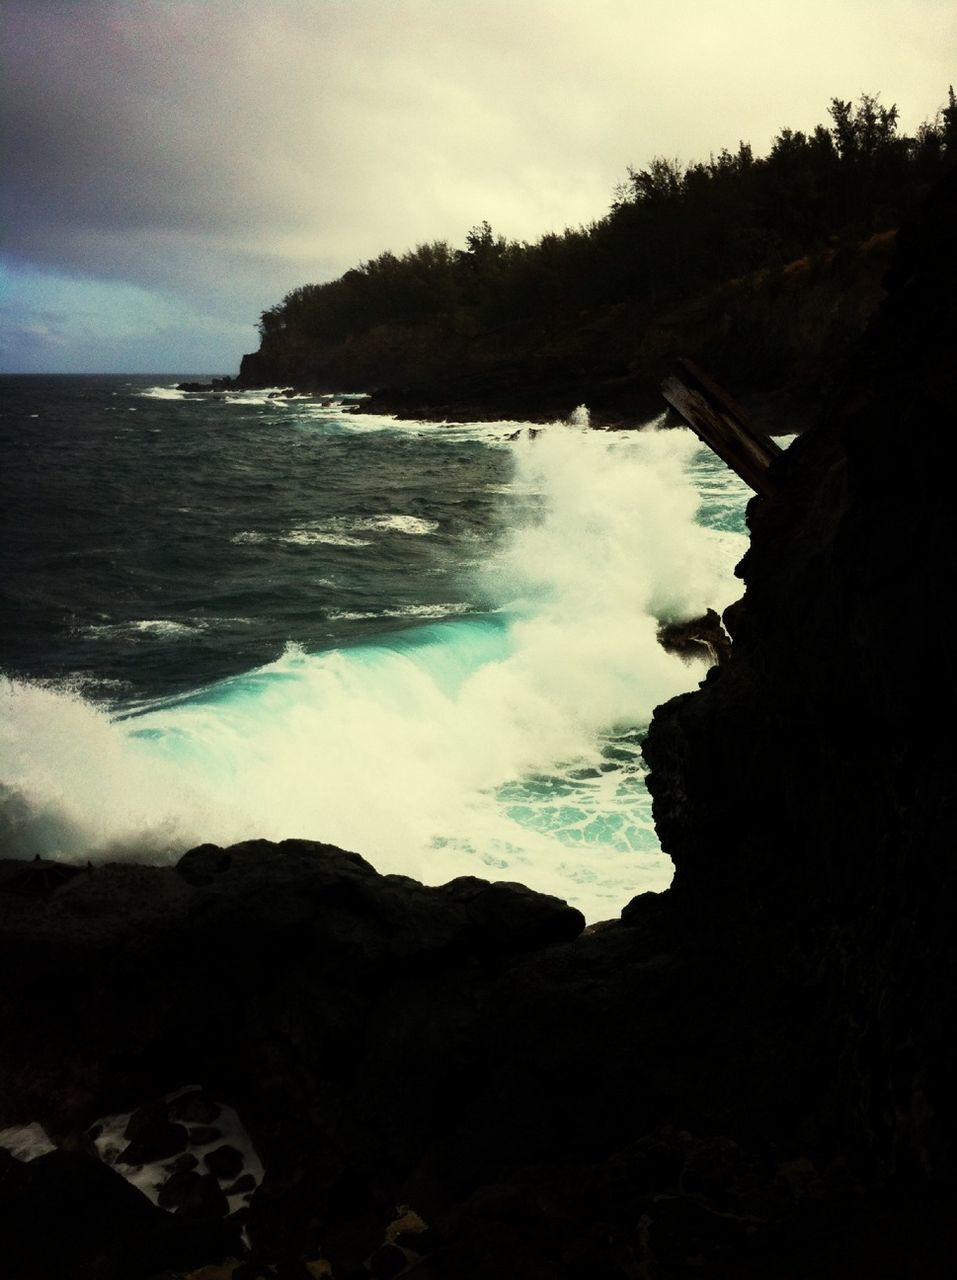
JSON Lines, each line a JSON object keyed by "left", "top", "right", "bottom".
{"left": 1, "top": 176, "right": 955, "bottom": 1277}
{"left": 657, "top": 609, "right": 731, "bottom": 666}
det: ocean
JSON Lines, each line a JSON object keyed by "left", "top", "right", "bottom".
{"left": 0, "top": 374, "right": 753, "bottom": 921}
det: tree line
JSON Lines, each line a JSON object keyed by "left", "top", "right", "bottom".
{"left": 257, "top": 91, "right": 957, "bottom": 351}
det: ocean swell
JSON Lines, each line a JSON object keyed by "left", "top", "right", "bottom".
{"left": 0, "top": 420, "right": 746, "bottom": 919}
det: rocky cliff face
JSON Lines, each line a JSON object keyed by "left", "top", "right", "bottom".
{"left": 646, "top": 168, "right": 957, "bottom": 1182}
{"left": 1, "top": 180, "right": 954, "bottom": 1278}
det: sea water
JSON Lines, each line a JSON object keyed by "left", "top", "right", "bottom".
{"left": 0, "top": 375, "right": 753, "bottom": 921}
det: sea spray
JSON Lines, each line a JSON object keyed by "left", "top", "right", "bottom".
{"left": 0, "top": 410, "right": 748, "bottom": 919}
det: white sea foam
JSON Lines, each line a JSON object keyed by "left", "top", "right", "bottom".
{"left": 79, "top": 617, "right": 251, "bottom": 642}
{"left": 0, "top": 1123, "right": 57, "bottom": 1162}
{"left": 280, "top": 530, "right": 373, "bottom": 548}
{"left": 137, "top": 386, "right": 188, "bottom": 400}
{"left": 327, "top": 603, "right": 471, "bottom": 622}
{"left": 0, "top": 422, "right": 746, "bottom": 920}
{"left": 133, "top": 619, "right": 203, "bottom": 637}
{"left": 81, "top": 619, "right": 206, "bottom": 640}
{"left": 350, "top": 514, "right": 439, "bottom": 535}
{"left": 232, "top": 516, "right": 436, "bottom": 546}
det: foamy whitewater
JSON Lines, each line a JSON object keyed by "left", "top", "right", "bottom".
{"left": 0, "top": 377, "right": 755, "bottom": 920}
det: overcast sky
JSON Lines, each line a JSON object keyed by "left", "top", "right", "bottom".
{"left": 2, "top": 0, "right": 954, "bottom": 373}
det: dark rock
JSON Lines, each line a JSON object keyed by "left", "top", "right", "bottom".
{"left": 645, "top": 1193, "right": 774, "bottom": 1265}
{"left": 224, "top": 1171, "right": 257, "bottom": 1196}
{"left": 204, "top": 1143, "right": 244, "bottom": 1180}
{"left": 57, "top": 1129, "right": 99, "bottom": 1157}
{"left": 174, "top": 378, "right": 236, "bottom": 393}
{"left": 165, "top": 1151, "right": 199, "bottom": 1174}
{"left": 394, "top": 1226, "right": 435, "bottom": 1252}
{"left": 643, "top": 168, "right": 957, "bottom": 1196}
{"left": 176, "top": 844, "right": 233, "bottom": 885}
{"left": 168, "top": 1088, "right": 221, "bottom": 1125}
{"left": 657, "top": 608, "right": 732, "bottom": 665}
{"left": 119, "top": 1118, "right": 188, "bottom": 1166}
{"left": 124, "top": 1100, "right": 168, "bottom": 1141}
{"left": 0, "top": 1149, "right": 238, "bottom": 1278}
{"left": 231, "top": 1263, "right": 274, "bottom": 1280}
{"left": 274, "top": 1261, "right": 317, "bottom": 1280}
{"left": 171, "top": 1171, "right": 231, "bottom": 1220}
{"left": 368, "top": 1242, "right": 408, "bottom": 1278}
{"left": 440, "top": 875, "right": 585, "bottom": 950}
{"left": 0, "top": 858, "right": 84, "bottom": 897}
{"left": 188, "top": 1124, "right": 222, "bottom": 1145}
{"left": 158, "top": 1167, "right": 203, "bottom": 1210}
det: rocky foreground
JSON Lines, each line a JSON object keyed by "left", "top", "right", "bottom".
{"left": 2, "top": 172, "right": 955, "bottom": 1278}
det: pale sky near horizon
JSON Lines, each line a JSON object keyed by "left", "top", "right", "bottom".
{"left": 2, "top": 0, "right": 954, "bottom": 373}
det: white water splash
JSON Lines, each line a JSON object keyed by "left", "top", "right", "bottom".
{"left": 0, "top": 420, "right": 746, "bottom": 920}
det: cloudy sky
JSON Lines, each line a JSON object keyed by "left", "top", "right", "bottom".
{"left": 2, "top": 0, "right": 953, "bottom": 373}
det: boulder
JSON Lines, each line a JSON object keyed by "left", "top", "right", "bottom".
{"left": 0, "top": 1149, "right": 238, "bottom": 1277}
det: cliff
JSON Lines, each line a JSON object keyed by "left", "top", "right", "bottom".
{"left": 237, "top": 232, "right": 896, "bottom": 431}
{"left": 1, "top": 175, "right": 955, "bottom": 1278}
{"left": 644, "top": 167, "right": 957, "bottom": 1182}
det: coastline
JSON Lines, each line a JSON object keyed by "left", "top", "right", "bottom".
{"left": 229, "top": 232, "right": 896, "bottom": 436}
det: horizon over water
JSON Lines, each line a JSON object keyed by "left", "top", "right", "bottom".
{"left": 0, "top": 374, "right": 754, "bottom": 920}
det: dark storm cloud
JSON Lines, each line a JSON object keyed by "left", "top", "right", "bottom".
{"left": 2, "top": 0, "right": 954, "bottom": 366}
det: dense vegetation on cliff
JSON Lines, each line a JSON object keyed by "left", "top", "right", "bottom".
{"left": 254, "top": 91, "right": 955, "bottom": 365}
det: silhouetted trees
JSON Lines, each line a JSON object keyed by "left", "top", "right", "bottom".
{"left": 257, "top": 91, "right": 956, "bottom": 356}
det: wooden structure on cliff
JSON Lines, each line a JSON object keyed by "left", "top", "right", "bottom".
{"left": 661, "top": 358, "right": 783, "bottom": 497}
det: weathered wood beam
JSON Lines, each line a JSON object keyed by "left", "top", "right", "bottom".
{"left": 661, "top": 358, "right": 782, "bottom": 497}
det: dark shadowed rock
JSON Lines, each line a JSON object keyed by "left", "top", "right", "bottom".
{"left": 657, "top": 608, "right": 732, "bottom": 665}
{"left": 224, "top": 1171, "right": 257, "bottom": 1196}
{"left": 173, "top": 1171, "right": 231, "bottom": 1220}
{"left": 119, "top": 1119, "right": 188, "bottom": 1165}
{"left": 165, "top": 1151, "right": 199, "bottom": 1174}
{"left": 169, "top": 1088, "right": 221, "bottom": 1125}
{"left": 176, "top": 843, "right": 233, "bottom": 885}
{"left": 369, "top": 1242, "right": 408, "bottom": 1278}
{"left": 158, "top": 1167, "right": 203, "bottom": 1211}
{"left": 204, "top": 1143, "right": 244, "bottom": 1180}
{"left": 188, "top": 1124, "right": 222, "bottom": 1145}
{"left": 0, "top": 1149, "right": 238, "bottom": 1278}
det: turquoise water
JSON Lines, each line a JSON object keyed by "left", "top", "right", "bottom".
{"left": 0, "top": 377, "right": 752, "bottom": 918}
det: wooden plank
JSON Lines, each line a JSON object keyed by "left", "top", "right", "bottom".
{"left": 661, "top": 358, "right": 782, "bottom": 497}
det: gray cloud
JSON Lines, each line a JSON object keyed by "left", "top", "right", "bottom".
{"left": 3, "top": 0, "right": 954, "bottom": 363}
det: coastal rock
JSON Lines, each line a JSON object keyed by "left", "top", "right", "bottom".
{"left": 172, "top": 1172, "right": 231, "bottom": 1220}
{"left": 644, "top": 169, "right": 957, "bottom": 1184}
{"left": 169, "top": 1089, "right": 221, "bottom": 1125}
{"left": 117, "top": 1116, "right": 186, "bottom": 1167}
{"left": 657, "top": 608, "right": 731, "bottom": 664}
{"left": 0, "top": 1148, "right": 239, "bottom": 1278}
{"left": 175, "top": 378, "right": 236, "bottom": 392}
{"left": 204, "top": 1143, "right": 243, "bottom": 1180}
